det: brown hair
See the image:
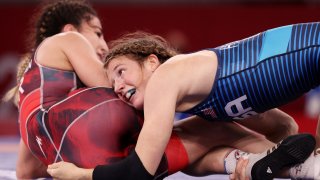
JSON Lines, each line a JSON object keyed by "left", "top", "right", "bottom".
{"left": 4, "top": 0, "right": 98, "bottom": 105}
{"left": 104, "top": 31, "right": 178, "bottom": 68}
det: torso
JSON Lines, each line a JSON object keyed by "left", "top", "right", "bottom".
{"left": 184, "top": 22, "right": 320, "bottom": 121}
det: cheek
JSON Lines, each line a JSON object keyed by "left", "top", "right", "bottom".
{"left": 87, "top": 35, "right": 98, "bottom": 47}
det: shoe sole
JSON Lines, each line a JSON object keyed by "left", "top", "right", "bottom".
{"left": 251, "top": 133, "right": 315, "bottom": 180}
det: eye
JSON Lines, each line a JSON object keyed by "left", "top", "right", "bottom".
{"left": 96, "top": 31, "right": 102, "bottom": 38}
{"left": 118, "top": 69, "right": 124, "bottom": 76}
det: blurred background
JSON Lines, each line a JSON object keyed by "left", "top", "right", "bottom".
{"left": 0, "top": 0, "right": 320, "bottom": 137}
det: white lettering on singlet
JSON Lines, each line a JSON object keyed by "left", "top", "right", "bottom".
{"left": 224, "top": 95, "right": 257, "bottom": 120}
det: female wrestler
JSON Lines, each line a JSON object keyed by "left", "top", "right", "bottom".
{"left": 97, "top": 25, "right": 319, "bottom": 180}
{"left": 47, "top": 28, "right": 320, "bottom": 180}
{"left": 9, "top": 1, "right": 297, "bottom": 179}
{"left": 9, "top": 1, "right": 282, "bottom": 179}
{"left": 12, "top": 0, "right": 108, "bottom": 178}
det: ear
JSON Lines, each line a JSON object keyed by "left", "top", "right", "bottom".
{"left": 61, "top": 24, "right": 77, "bottom": 32}
{"left": 144, "top": 54, "right": 161, "bottom": 72}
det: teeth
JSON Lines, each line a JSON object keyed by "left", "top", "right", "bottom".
{"left": 126, "top": 89, "right": 136, "bottom": 100}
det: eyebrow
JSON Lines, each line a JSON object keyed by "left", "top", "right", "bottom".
{"left": 113, "top": 64, "right": 121, "bottom": 72}
{"left": 90, "top": 24, "right": 103, "bottom": 32}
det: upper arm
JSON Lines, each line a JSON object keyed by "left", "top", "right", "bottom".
{"left": 143, "top": 64, "right": 179, "bottom": 127}
{"left": 60, "top": 32, "right": 109, "bottom": 87}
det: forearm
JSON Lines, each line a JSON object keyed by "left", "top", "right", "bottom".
{"left": 93, "top": 150, "right": 153, "bottom": 180}
{"left": 135, "top": 119, "right": 173, "bottom": 175}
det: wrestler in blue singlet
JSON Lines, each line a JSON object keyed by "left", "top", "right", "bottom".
{"left": 186, "top": 22, "right": 320, "bottom": 121}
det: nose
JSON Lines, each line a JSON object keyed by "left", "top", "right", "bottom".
{"left": 100, "top": 38, "right": 109, "bottom": 53}
{"left": 114, "top": 78, "right": 124, "bottom": 95}
{"left": 98, "top": 38, "right": 109, "bottom": 60}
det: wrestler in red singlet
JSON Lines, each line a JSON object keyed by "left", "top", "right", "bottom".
{"left": 18, "top": 50, "right": 188, "bottom": 176}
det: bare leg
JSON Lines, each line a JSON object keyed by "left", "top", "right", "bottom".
{"left": 182, "top": 146, "right": 233, "bottom": 176}
{"left": 175, "top": 115, "right": 309, "bottom": 179}
{"left": 237, "top": 108, "right": 298, "bottom": 143}
{"left": 16, "top": 139, "right": 49, "bottom": 179}
{"left": 174, "top": 116, "right": 275, "bottom": 165}
{"left": 316, "top": 115, "right": 320, "bottom": 153}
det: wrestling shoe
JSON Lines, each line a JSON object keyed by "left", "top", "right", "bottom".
{"left": 290, "top": 149, "right": 320, "bottom": 180}
{"left": 251, "top": 133, "right": 315, "bottom": 180}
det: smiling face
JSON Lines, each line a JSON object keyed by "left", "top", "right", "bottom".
{"left": 106, "top": 55, "right": 160, "bottom": 110}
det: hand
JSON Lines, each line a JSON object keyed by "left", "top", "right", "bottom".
{"left": 47, "top": 161, "right": 93, "bottom": 180}
{"left": 229, "top": 157, "right": 249, "bottom": 180}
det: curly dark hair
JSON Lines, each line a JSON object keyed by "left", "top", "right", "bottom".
{"left": 31, "top": 0, "right": 97, "bottom": 49}
{"left": 19, "top": 0, "right": 98, "bottom": 82}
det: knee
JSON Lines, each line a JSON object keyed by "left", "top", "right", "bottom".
{"left": 16, "top": 163, "right": 45, "bottom": 180}
{"left": 16, "top": 167, "right": 32, "bottom": 180}
{"left": 281, "top": 117, "right": 299, "bottom": 136}
{"left": 265, "top": 116, "right": 299, "bottom": 143}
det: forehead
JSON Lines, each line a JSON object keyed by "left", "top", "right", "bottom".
{"left": 81, "top": 16, "right": 102, "bottom": 29}
{"left": 107, "top": 56, "right": 138, "bottom": 69}
{"left": 107, "top": 56, "right": 129, "bottom": 67}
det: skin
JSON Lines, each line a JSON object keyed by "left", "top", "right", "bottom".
{"left": 45, "top": 51, "right": 300, "bottom": 180}
{"left": 46, "top": 109, "right": 297, "bottom": 180}
{"left": 107, "top": 52, "right": 220, "bottom": 174}
{"left": 35, "top": 16, "right": 109, "bottom": 87}
{"left": 47, "top": 114, "right": 281, "bottom": 180}
{"left": 16, "top": 16, "right": 109, "bottom": 179}
{"left": 232, "top": 116, "right": 320, "bottom": 179}
{"left": 106, "top": 50, "right": 316, "bottom": 175}
{"left": 16, "top": 11, "right": 279, "bottom": 180}
{"left": 229, "top": 157, "right": 250, "bottom": 180}
{"left": 316, "top": 116, "right": 320, "bottom": 154}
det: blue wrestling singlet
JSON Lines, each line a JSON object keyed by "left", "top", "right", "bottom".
{"left": 185, "top": 22, "right": 320, "bottom": 121}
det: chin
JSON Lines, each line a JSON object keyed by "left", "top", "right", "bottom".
{"left": 132, "top": 101, "right": 143, "bottom": 110}
{"left": 134, "top": 104, "right": 143, "bottom": 110}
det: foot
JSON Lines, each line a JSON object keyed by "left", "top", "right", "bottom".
{"left": 290, "top": 148, "right": 320, "bottom": 180}
{"left": 251, "top": 134, "right": 315, "bottom": 180}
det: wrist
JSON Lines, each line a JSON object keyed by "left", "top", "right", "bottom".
{"left": 80, "top": 168, "right": 93, "bottom": 180}
{"left": 93, "top": 150, "right": 154, "bottom": 180}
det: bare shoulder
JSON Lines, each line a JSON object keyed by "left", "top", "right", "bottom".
{"left": 166, "top": 50, "right": 217, "bottom": 64}
{"left": 154, "top": 49, "right": 217, "bottom": 82}
{"left": 36, "top": 32, "right": 82, "bottom": 70}
{"left": 37, "top": 32, "right": 81, "bottom": 51}
{"left": 48, "top": 31, "right": 86, "bottom": 46}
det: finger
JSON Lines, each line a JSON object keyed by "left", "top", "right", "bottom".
{"left": 239, "top": 158, "right": 249, "bottom": 180}
{"left": 241, "top": 159, "right": 249, "bottom": 180}
{"left": 48, "top": 161, "right": 64, "bottom": 169}
{"left": 47, "top": 167, "right": 55, "bottom": 176}
{"left": 235, "top": 158, "right": 245, "bottom": 174}
{"left": 229, "top": 173, "right": 235, "bottom": 180}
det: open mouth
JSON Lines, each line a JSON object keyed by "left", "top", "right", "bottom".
{"left": 125, "top": 88, "right": 136, "bottom": 101}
